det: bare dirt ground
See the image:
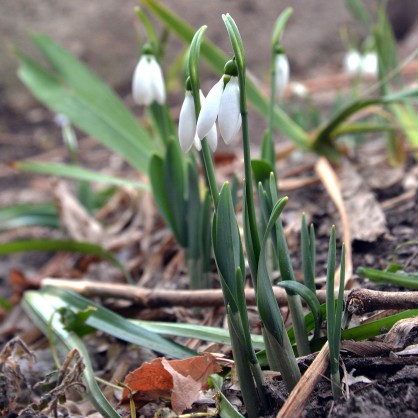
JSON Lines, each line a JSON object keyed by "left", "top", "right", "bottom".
{"left": 1, "top": 2, "right": 418, "bottom": 417}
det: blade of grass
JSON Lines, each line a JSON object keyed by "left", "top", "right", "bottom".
{"left": 0, "top": 203, "right": 59, "bottom": 230}
{"left": 38, "top": 286, "right": 196, "bottom": 358}
{"left": 130, "top": 319, "right": 265, "bottom": 350}
{"left": 17, "top": 34, "right": 158, "bottom": 173}
{"left": 357, "top": 266, "right": 418, "bottom": 289}
{"left": 0, "top": 239, "right": 133, "bottom": 284}
{"left": 12, "top": 161, "right": 149, "bottom": 190}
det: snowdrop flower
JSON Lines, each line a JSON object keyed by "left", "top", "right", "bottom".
{"left": 178, "top": 81, "right": 217, "bottom": 154}
{"left": 274, "top": 46, "right": 289, "bottom": 100}
{"left": 132, "top": 45, "right": 166, "bottom": 106}
{"left": 290, "top": 82, "right": 309, "bottom": 99}
{"left": 197, "top": 59, "right": 241, "bottom": 145}
{"left": 343, "top": 50, "right": 362, "bottom": 75}
{"left": 361, "top": 52, "right": 378, "bottom": 76}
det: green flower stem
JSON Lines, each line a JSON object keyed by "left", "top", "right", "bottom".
{"left": 158, "top": 104, "right": 170, "bottom": 146}
{"left": 227, "top": 315, "right": 265, "bottom": 418}
{"left": 241, "top": 108, "right": 260, "bottom": 258}
{"left": 265, "top": 55, "right": 277, "bottom": 170}
{"left": 188, "top": 25, "right": 219, "bottom": 208}
{"left": 223, "top": 14, "right": 260, "bottom": 263}
{"left": 287, "top": 294, "right": 311, "bottom": 356}
{"left": 187, "top": 257, "right": 209, "bottom": 290}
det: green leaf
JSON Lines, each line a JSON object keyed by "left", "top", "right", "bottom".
{"left": 345, "top": 0, "right": 372, "bottom": 28}
{"left": 13, "top": 161, "right": 149, "bottom": 190}
{"left": 0, "top": 203, "right": 58, "bottom": 231}
{"left": 57, "top": 306, "right": 96, "bottom": 337}
{"left": 271, "top": 7, "right": 293, "bottom": 46}
{"left": 357, "top": 266, "right": 418, "bottom": 289}
{"left": 140, "top": 0, "right": 310, "bottom": 148}
{"left": 134, "top": 7, "right": 159, "bottom": 54}
{"left": 213, "top": 183, "right": 245, "bottom": 307}
{"left": 164, "top": 140, "right": 187, "bottom": 247}
{"left": 0, "top": 239, "right": 133, "bottom": 283}
{"left": 131, "top": 319, "right": 265, "bottom": 350}
{"left": 188, "top": 25, "right": 207, "bottom": 108}
{"left": 32, "top": 286, "right": 196, "bottom": 359}
{"left": 0, "top": 297, "right": 13, "bottom": 311}
{"left": 277, "top": 281, "right": 322, "bottom": 339}
{"left": 22, "top": 291, "right": 122, "bottom": 418}
{"left": 257, "top": 197, "right": 288, "bottom": 344}
{"left": 186, "top": 160, "right": 202, "bottom": 260}
{"left": 301, "top": 214, "right": 316, "bottom": 293}
{"left": 17, "top": 34, "right": 157, "bottom": 173}
{"left": 316, "top": 87, "right": 418, "bottom": 146}
{"left": 243, "top": 186, "right": 257, "bottom": 285}
{"left": 149, "top": 154, "right": 178, "bottom": 238}
{"left": 251, "top": 160, "right": 274, "bottom": 185}
{"left": 326, "top": 226, "right": 337, "bottom": 340}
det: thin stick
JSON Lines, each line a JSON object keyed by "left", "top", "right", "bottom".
{"left": 41, "top": 278, "right": 331, "bottom": 308}
{"left": 276, "top": 342, "right": 330, "bottom": 418}
{"left": 347, "top": 288, "right": 418, "bottom": 315}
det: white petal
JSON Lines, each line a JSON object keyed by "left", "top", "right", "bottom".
{"left": 198, "top": 90, "right": 217, "bottom": 152}
{"left": 132, "top": 55, "right": 153, "bottom": 106}
{"left": 206, "top": 124, "right": 218, "bottom": 152}
{"left": 196, "top": 78, "right": 224, "bottom": 140}
{"left": 343, "top": 50, "right": 362, "bottom": 75}
{"left": 274, "top": 54, "right": 289, "bottom": 100}
{"left": 361, "top": 52, "right": 378, "bottom": 76}
{"left": 218, "top": 77, "right": 241, "bottom": 144}
{"left": 178, "top": 92, "right": 196, "bottom": 153}
{"left": 149, "top": 57, "right": 166, "bottom": 104}
{"left": 193, "top": 134, "right": 202, "bottom": 151}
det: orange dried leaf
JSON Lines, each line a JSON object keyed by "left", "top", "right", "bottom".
{"left": 121, "top": 353, "right": 222, "bottom": 414}
{"left": 121, "top": 358, "right": 173, "bottom": 400}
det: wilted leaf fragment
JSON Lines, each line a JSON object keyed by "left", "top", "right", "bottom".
{"left": 122, "top": 353, "right": 221, "bottom": 414}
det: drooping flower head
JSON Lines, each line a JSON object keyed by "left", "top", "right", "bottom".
{"left": 197, "top": 59, "right": 242, "bottom": 146}
{"left": 178, "top": 77, "right": 217, "bottom": 154}
{"left": 273, "top": 44, "right": 289, "bottom": 101}
{"left": 132, "top": 44, "right": 166, "bottom": 106}
{"left": 343, "top": 49, "right": 362, "bottom": 75}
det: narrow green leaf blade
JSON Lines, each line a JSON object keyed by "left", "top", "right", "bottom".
{"left": 0, "top": 239, "right": 132, "bottom": 283}
{"left": 17, "top": 35, "right": 157, "bottom": 172}
{"left": 277, "top": 281, "right": 322, "bottom": 339}
{"left": 39, "top": 286, "right": 196, "bottom": 359}
{"left": 13, "top": 161, "right": 149, "bottom": 190}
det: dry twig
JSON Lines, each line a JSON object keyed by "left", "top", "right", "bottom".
{"left": 347, "top": 288, "right": 418, "bottom": 315}
{"left": 276, "top": 342, "right": 330, "bottom": 418}
{"left": 41, "top": 278, "right": 332, "bottom": 308}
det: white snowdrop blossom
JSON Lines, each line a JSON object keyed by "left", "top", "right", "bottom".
{"left": 361, "top": 52, "right": 378, "bottom": 76}
{"left": 197, "top": 75, "right": 241, "bottom": 145}
{"left": 178, "top": 90, "right": 217, "bottom": 154}
{"left": 290, "top": 82, "right": 309, "bottom": 98}
{"left": 343, "top": 50, "right": 362, "bottom": 75}
{"left": 132, "top": 54, "right": 166, "bottom": 106}
{"left": 274, "top": 53, "right": 289, "bottom": 100}
{"left": 343, "top": 50, "right": 378, "bottom": 77}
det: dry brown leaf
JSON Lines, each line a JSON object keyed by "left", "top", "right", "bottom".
{"left": 54, "top": 181, "right": 104, "bottom": 244}
{"left": 338, "top": 159, "right": 387, "bottom": 242}
{"left": 121, "top": 353, "right": 221, "bottom": 414}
